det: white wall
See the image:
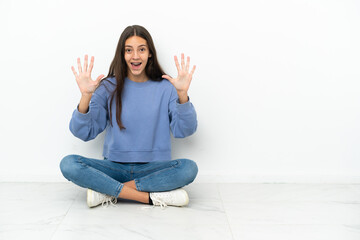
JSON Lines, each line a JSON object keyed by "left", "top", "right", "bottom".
{"left": 1, "top": 0, "right": 360, "bottom": 183}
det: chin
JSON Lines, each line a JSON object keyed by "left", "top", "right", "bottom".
{"left": 134, "top": 68, "right": 146, "bottom": 74}
{"left": 131, "top": 71, "right": 143, "bottom": 76}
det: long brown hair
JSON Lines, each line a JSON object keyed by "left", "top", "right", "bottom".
{"left": 103, "top": 25, "right": 166, "bottom": 130}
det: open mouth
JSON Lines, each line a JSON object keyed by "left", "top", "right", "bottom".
{"left": 131, "top": 62, "right": 142, "bottom": 67}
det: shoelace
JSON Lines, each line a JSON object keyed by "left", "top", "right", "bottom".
{"left": 152, "top": 196, "right": 167, "bottom": 209}
{"left": 101, "top": 196, "right": 118, "bottom": 208}
{"left": 141, "top": 194, "right": 168, "bottom": 210}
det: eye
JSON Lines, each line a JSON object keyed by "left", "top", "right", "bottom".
{"left": 125, "top": 48, "right": 132, "bottom": 53}
{"left": 140, "top": 48, "right": 146, "bottom": 52}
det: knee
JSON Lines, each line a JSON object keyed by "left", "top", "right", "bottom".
{"left": 60, "top": 154, "right": 80, "bottom": 180}
{"left": 178, "top": 158, "right": 198, "bottom": 185}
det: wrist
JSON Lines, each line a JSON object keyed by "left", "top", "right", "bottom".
{"left": 177, "top": 90, "right": 187, "bottom": 97}
{"left": 177, "top": 91, "right": 189, "bottom": 104}
{"left": 81, "top": 92, "right": 93, "bottom": 99}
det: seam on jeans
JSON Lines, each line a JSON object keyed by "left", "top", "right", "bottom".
{"left": 77, "top": 156, "right": 123, "bottom": 197}
{"left": 77, "top": 156, "right": 128, "bottom": 174}
{"left": 130, "top": 165, "right": 134, "bottom": 179}
{"left": 133, "top": 159, "right": 181, "bottom": 174}
{"left": 115, "top": 182, "right": 124, "bottom": 198}
{"left": 134, "top": 179, "right": 141, "bottom": 191}
{"left": 136, "top": 159, "right": 182, "bottom": 183}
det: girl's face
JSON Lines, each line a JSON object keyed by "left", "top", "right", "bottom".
{"left": 124, "top": 36, "right": 151, "bottom": 81}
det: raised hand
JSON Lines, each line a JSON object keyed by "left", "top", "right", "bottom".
{"left": 71, "top": 55, "right": 104, "bottom": 96}
{"left": 162, "top": 53, "right": 196, "bottom": 94}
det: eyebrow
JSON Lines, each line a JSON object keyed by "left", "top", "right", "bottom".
{"left": 125, "top": 44, "right": 147, "bottom": 48}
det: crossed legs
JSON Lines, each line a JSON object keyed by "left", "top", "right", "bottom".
{"left": 60, "top": 154, "right": 198, "bottom": 205}
{"left": 120, "top": 180, "right": 149, "bottom": 204}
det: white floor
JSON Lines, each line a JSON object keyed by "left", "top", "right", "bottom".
{"left": 1, "top": 182, "right": 360, "bottom": 240}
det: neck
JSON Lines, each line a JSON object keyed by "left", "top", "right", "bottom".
{"left": 128, "top": 73, "right": 148, "bottom": 83}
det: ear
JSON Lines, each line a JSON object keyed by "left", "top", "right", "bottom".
{"left": 149, "top": 53, "right": 152, "bottom": 58}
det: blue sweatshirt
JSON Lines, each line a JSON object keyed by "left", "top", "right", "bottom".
{"left": 69, "top": 76, "right": 197, "bottom": 163}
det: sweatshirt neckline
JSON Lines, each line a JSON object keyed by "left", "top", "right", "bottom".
{"left": 125, "top": 77, "right": 152, "bottom": 88}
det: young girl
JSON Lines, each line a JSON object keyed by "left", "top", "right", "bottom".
{"left": 60, "top": 25, "right": 198, "bottom": 208}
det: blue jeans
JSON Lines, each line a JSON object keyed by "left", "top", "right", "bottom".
{"left": 59, "top": 154, "right": 198, "bottom": 197}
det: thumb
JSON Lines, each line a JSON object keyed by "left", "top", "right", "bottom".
{"left": 162, "top": 75, "right": 173, "bottom": 82}
{"left": 95, "top": 74, "right": 105, "bottom": 84}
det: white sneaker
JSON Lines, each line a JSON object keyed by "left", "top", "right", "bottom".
{"left": 149, "top": 188, "right": 189, "bottom": 209}
{"left": 87, "top": 189, "right": 117, "bottom": 208}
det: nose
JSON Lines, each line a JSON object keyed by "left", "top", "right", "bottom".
{"left": 133, "top": 50, "right": 140, "bottom": 59}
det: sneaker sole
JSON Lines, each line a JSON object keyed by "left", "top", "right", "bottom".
{"left": 171, "top": 188, "right": 189, "bottom": 207}
{"left": 87, "top": 189, "right": 94, "bottom": 208}
{"left": 180, "top": 189, "right": 189, "bottom": 206}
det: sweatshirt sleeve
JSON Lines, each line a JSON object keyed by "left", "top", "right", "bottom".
{"left": 69, "top": 84, "right": 109, "bottom": 142}
{"left": 168, "top": 85, "right": 198, "bottom": 138}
